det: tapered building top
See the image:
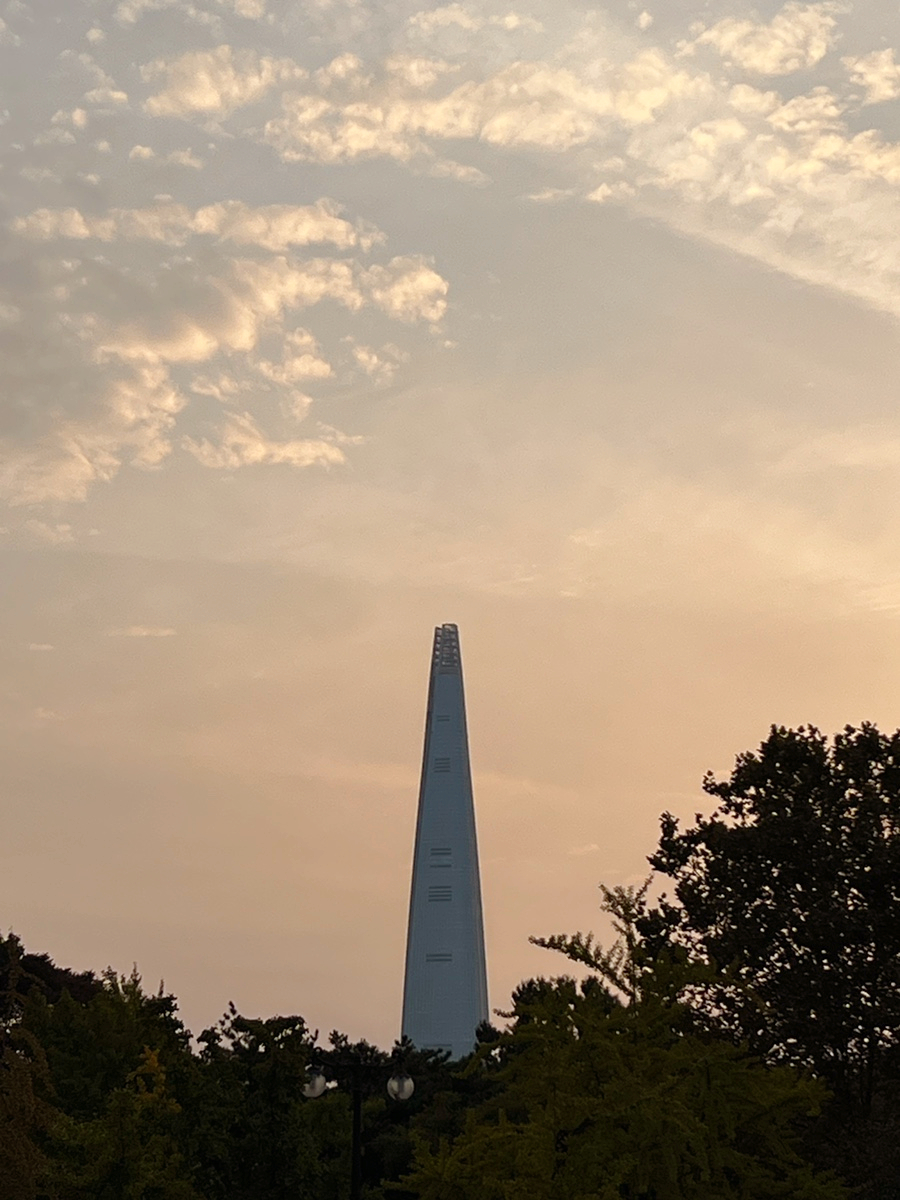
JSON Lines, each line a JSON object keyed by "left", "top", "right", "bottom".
{"left": 401, "top": 624, "right": 488, "bottom": 1059}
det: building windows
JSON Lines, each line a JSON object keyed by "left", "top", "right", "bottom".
{"left": 428, "top": 886, "right": 452, "bottom": 902}
{"left": 426, "top": 953, "right": 453, "bottom": 962}
{"left": 434, "top": 756, "right": 451, "bottom": 773}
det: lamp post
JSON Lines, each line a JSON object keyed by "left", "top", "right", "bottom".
{"left": 303, "top": 1048, "right": 414, "bottom": 1200}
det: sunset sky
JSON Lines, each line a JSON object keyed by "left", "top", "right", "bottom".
{"left": 4, "top": 0, "right": 900, "bottom": 1048}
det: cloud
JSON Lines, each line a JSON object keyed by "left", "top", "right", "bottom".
{"left": 362, "top": 257, "right": 448, "bottom": 323}
{"left": 409, "top": 5, "right": 481, "bottom": 33}
{"left": 263, "top": 52, "right": 703, "bottom": 169}
{"left": 32, "top": 707, "right": 62, "bottom": 721}
{"left": 2, "top": 185, "right": 446, "bottom": 507}
{"left": 24, "top": 520, "right": 75, "bottom": 544}
{"left": 14, "top": 198, "right": 377, "bottom": 253}
{"left": 257, "top": 328, "right": 333, "bottom": 383}
{"left": 117, "top": 0, "right": 267, "bottom": 18}
{"left": 349, "top": 342, "right": 407, "bottom": 383}
{"left": 143, "top": 45, "right": 303, "bottom": 116}
{"left": 182, "top": 411, "right": 347, "bottom": 469}
{"left": 167, "top": 147, "right": 205, "bottom": 168}
{"left": 108, "top": 626, "right": 177, "bottom": 637}
{"left": 83, "top": 86, "right": 129, "bottom": 107}
{"left": 0, "top": 360, "right": 186, "bottom": 507}
{"left": 686, "top": 2, "right": 841, "bottom": 76}
{"left": 408, "top": 5, "right": 542, "bottom": 35}
{"left": 526, "top": 186, "right": 575, "bottom": 202}
{"left": 0, "top": 17, "right": 21, "bottom": 47}
{"left": 385, "top": 56, "right": 460, "bottom": 90}
{"left": 28, "top": 644, "right": 55, "bottom": 652}
{"left": 843, "top": 48, "right": 900, "bottom": 105}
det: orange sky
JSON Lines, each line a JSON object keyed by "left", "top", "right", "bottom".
{"left": 4, "top": 0, "right": 900, "bottom": 1047}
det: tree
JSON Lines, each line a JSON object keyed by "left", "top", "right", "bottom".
{"left": 0, "top": 938, "right": 57, "bottom": 1200}
{"left": 192, "top": 1005, "right": 329, "bottom": 1200}
{"left": 45, "top": 1048, "right": 202, "bottom": 1200}
{"left": 20, "top": 963, "right": 202, "bottom": 1199}
{"left": 645, "top": 724, "right": 900, "bottom": 1115}
{"left": 0, "top": 934, "right": 101, "bottom": 1019}
{"left": 401, "top": 886, "right": 844, "bottom": 1200}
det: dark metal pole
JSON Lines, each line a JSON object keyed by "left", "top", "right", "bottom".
{"left": 350, "top": 1068, "right": 363, "bottom": 1200}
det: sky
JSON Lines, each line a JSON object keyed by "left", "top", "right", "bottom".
{"left": 3, "top": 0, "right": 900, "bottom": 1048}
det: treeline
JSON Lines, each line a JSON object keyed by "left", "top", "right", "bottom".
{"left": 4, "top": 723, "right": 900, "bottom": 1198}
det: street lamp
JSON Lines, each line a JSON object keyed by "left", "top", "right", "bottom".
{"left": 386, "top": 1073, "right": 414, "bottom": 1101}
{"left": 301, "top": 1069, "right": 327, "bottom": 1099}
{"left": 302, "top": 1053, "right": 414, "bottom": 1200}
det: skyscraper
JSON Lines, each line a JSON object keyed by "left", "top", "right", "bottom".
{"left": 401, "top": 624, "right": 489, "bottom": 1059}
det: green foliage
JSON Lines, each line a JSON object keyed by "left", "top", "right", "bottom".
{"left": 0, "top": 1024, "right": 54, "bottom": 1200}
{"left": 44, "top": 1048, "right": 202, "bottom": 1200}
{"left": 0, "top": 934, "right": 65, "bottom": 1199}
{"left": 402, "top": 887, "right": 845, "bottom": 1200}
{"left": 25, "top": 966, "right": 193, "bottom": 1124}
{"left": 192, "top": 1004, "right": 335, "bottom": 1200}
{"left": 646, "top": 723, "right": 900, "bottom": 1112}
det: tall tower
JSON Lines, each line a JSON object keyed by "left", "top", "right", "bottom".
{"left": 401, "top": 624, "right": 488, "bottom": 1059}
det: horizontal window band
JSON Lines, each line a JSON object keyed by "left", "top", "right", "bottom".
{"left": 425, "top": 953, "right": 453, "bottom": 962}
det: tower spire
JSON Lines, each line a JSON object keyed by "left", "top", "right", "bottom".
{"left": 401, "top": 624, "right": 488, "bottom": 1058}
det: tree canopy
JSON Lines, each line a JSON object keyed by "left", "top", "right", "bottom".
{"left": 402, "top": 886, "right": 844, "bottom": 1200}
{"left": 644, "top": 722, "right": 900, "bottom": 1197}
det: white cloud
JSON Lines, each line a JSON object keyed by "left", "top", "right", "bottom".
{"left": 2, "top": 159, "right": 446, "bottom": 505}
{"left": 190, "top": 371, "right": 243, "bottom": 401}
{"left": 108, "top": 625, "right": 177, "bottom": 637}
{"left": 362, "top": 257, "right": 448, "bottom": 323}
{"left": 13, "top": 198, "right": 379, "bottom": 253}
{"left": 52, "top": 108, "right": 89, "bottom": 130}
{"left": 408, "top": 5, "right": 542, "bottom": 35}
{"left": 687, "top": 2, "right": 841, "bottom": 76}
{"left": 257, "top": 350, "right": 333, "bottom": 384}
{"left": 24, "top": 520, "right": 74, "bottom": 544}
{"left": 264, "top": 54, "right": 702, "bottom": 169}
{"left": 409, "top": 5, "right": 481, "bottom": 34}
{"left": 525, "top": 185, "right": 576, "bottom": 202}
{"left": 33, "top": 708, "right": 63, "bottom": 722}
{"left": 428, "top": 159, "right": 490, "bottom": 185}
{"left": 0, "top": 17, "right": 21, "bottom": 47}
{"left": 385, "top": 56, "right": 459, "bottom": 90}
{"left": 349, "top": 342, "right": 407, "bottom": 382}
{"left": 182, "top": 411, "right": 346, "bottom": 469}
{"left": 637, "top": 11, "right": 653, "bottom": 32}
{"left": 143, "top": 45, "right": 304, "bottom": 117}
{"left": 0, "top": 347, "right": 186, "bottom": 506}
{"left": 843, "top": 48, "right": 900, "bottom": 105}
{"left": 84, "top": 87, "right": 129, "bottom": 106}
{"left": 166, "top": 148, "right": 205, "bottom": 168}
{"left": 28, "top": 643, "right": 54, "bottom": 652}
{"left": 223, "top": 0, "right": 267, "bottom": 16}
